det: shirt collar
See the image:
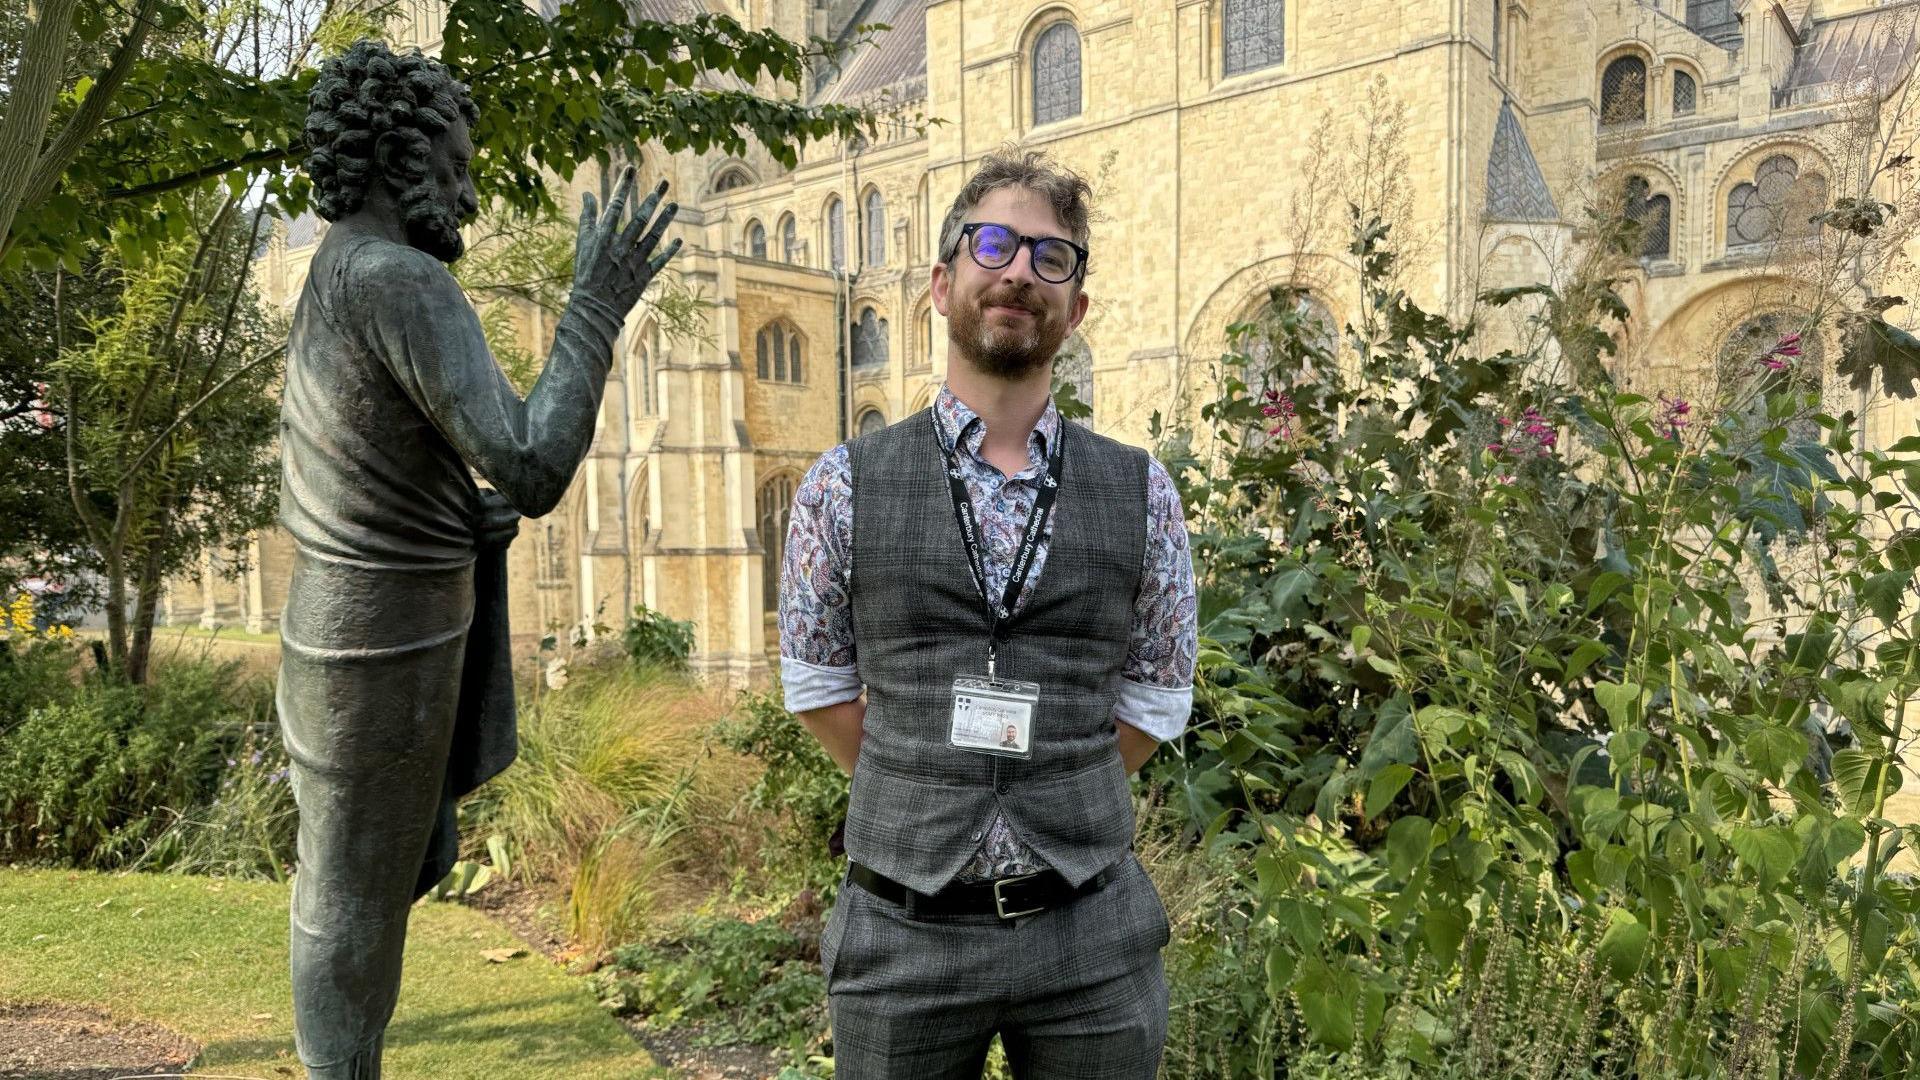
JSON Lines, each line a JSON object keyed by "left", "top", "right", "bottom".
{"left": 932, "top": 383, "right": 1061, "bottom": 470}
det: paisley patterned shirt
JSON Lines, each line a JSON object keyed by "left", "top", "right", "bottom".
{"left": 779, "top": 385, "right": 1198, "bottom": 883}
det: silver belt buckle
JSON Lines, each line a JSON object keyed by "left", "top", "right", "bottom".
{"left": 993, "top": 872, "right": 1046, "bottom": 920}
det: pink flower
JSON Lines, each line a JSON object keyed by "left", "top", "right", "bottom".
{"left": 1759, "top": 356, "right": 1789, "bottom": 372}
{"left": 1656, "top": 396, "right": 1690, "bottom": 440}
{"left": 1759, "top": 332, "right": 1801, "bottom": 370}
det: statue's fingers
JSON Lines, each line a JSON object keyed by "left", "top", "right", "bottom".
{"left": 618, "top": 181, "right": 670, "bottom": 252}
{"left": 629, "top": 200, "right": 680, "bottom": 262}
{"left": 602, "top": 166, "right": 638, "bottom": 235}
{"left": 577, "top": 191, "right": 599, "bottom": 268}
{"left": 645, "top": 237, "right": 684, "bottom": 277}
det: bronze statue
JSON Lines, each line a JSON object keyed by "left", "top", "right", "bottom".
{"left": 276, "top": 40, "right": 679, "bottom": 1078}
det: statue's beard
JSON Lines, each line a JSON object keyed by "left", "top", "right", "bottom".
{"left": 400, "top": 182, "right": 465, "bottom": 263}
{"left": 948, "top": 288, "right": 1069, "bottom": 379}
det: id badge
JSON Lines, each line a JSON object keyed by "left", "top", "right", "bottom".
{"left": 950, "top": 675, "right": 1038, "bottom": 759}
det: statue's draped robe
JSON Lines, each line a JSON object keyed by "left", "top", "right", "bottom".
{"left": 277, "top": 228, "right": 622, "bottom": 1073}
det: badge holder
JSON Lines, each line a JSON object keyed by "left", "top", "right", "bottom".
{"left": 949, "top": 643, "right": 1037, "bottom": 759}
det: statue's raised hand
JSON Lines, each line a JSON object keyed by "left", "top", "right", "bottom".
{"left": 572, "top": 167, "right": 682, "bottom": 317}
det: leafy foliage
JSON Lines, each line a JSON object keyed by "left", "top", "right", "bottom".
{"left": 713, "top": 686, "right": 850, "bottom": 897}
{"left": 596, "top": 914, "right": 827, "bottom": 1053}
{"left": 1140, "top": 205, "right": 1920, "bottom": 1075}
{"left": 623, "top": 603, "right": 695, "bottom": 670}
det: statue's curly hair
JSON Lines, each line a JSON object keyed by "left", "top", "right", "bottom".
{"left": 304, "top": 40, "right": 479, "bottom": 222}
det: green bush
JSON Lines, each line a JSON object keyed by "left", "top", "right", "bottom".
{"left": 0, "top": 658, "right": 264, "bottom": 868}
{"left": 623, "top": 604, "right": 695, "bottom": 671}
{"left": 138, "top": 717, "right": 297, "bottom": 880}
{"left": 714, "top": 685, "right": 849, "bottom": 897}
{"left": 596, "top": 914, "right": 827, "bottom": 1054}
{"left": 1141, "top": 204, "right": 1920, "bottom": 1075}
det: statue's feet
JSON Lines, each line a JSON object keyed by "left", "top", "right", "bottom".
{"left": 304, "top": 1035, "right": 381, "bottom": 1080}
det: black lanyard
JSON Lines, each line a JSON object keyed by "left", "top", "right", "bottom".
{"left": 937, "top": 422, "right": 1065, "bottom": 679}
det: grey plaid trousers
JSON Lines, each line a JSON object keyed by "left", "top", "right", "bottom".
{"left": 822, "top": 853, "right": 1172, "bottom": 1079}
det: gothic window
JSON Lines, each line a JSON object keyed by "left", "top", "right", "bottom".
{"left": 1492, "top": 0, "right": 1501, "bottom": 76}
{"left": 918, "top": 308, "right": 933, "bottom": 371}
{"left": 542, "top": 523, "right": 568, "bottom": 582}
{"left": 1623, "top": 176, "right": 1671, "bottom": 259}
{"left": 1727, "top": 154, "right": 1827, "bottom": 249}
{"left": 856, "top": 408, "right": 887, "bottom": 436}
{"left": 1053, "top": 335, "right": 1094, "bottom": 421}
{"left": 634, "top": 339, "right": 654, "bottom": 413}
{"left": 747, "top": 220, "right": 766, "bottom": 260}
{"left": 864, "top": 189, "right": 887, "bottom": 268}
{"left": 1032, "top": 22, "right": 1082, "bottom": 125}
{"left": 1601, "top": 56, "right": 1647, "bottom": 127}
{"left": 1673, "top": 70, "right": 1697, "bottom": 116}
{"left": 918, "top": 175, "right": 931, "bottom": 262}
{"left": 1223, "top": 0, "right": 1284, "bottom": 77}
{"left": 827, "top": 196, "right": 846, "bottom": 270}
{"left": 713, "top": 167, "right": 753, "bottom": 193}
{"left": 1719, "top": 312, "right": 1822, "bottom": 441}
{"left": 852, "top": 307, "right": 889, "bottom": 370}
{"left": 781, "top": 214, "right": 799, "bottom": 263}
{"left": 757, "top": 323, "right": 803, "bottom": 383}
{"left": 758, "top": 474, "right": 795, "bottom": 614}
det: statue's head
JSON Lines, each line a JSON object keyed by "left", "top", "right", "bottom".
{"left": 304, "top": 41, "right": 480, "bottom": 263}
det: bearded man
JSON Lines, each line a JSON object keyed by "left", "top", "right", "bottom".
{"left": 278, "top": 40, "right": 679, "bottom": 1078}
{"left": 779, "top": 148, "right": 1198, "bottom": 1078}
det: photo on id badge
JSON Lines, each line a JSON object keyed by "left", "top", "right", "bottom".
{"left": 950, "top": 675, "right": 1037, "bottom": 758}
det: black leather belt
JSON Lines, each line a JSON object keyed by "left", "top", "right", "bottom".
{"left": 848, "top": 860, "right": 1118, "bottom": 920}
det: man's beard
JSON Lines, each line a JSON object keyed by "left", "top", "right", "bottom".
{"left": 949, "top": 287, "right": 1070, "bottom": 379}
{"left": 399, "top": 182, "right": 466, "bottom": 263}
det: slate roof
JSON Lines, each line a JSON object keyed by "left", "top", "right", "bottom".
{"left": 1485, "top": 99, "right": 1559, "bottom": 223}
{"left": 811, "top": 0, "right": 929, "bottom": 106}
{"left": 1775, "top": 3, "right": 1920, "bottom": 108}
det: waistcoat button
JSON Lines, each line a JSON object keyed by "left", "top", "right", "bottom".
{"left": 995, "top": 779, "right": 1010, "bottom": 794}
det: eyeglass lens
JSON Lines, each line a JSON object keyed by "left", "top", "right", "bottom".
{"left": 971, "top": 225, "right": 1079, "bottom": 282}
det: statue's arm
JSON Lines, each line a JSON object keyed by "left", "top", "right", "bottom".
{"left": 359, "top": 246, "right": 623, "bottom": 518}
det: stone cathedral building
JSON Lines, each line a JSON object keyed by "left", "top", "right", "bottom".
{"left": 167, "top": 0, "right": 1920, "bottom": 683}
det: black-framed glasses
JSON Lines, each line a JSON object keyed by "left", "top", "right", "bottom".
{"left": 947, "top": 222, "right": 1088, "bottom": 283}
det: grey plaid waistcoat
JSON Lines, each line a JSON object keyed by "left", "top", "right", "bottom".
{"left": 846, "top": 408, "right": 1148, "bottom": 895}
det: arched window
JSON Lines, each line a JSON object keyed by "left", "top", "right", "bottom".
{"left": 918, "top": 174, "right": 931, "bottom": 262}
{"left": 713, "top": 166, "right": 753, "bottom": 193}
{"left": 864, "top": 189, "right": 887, "bottom": 268}
{"left": 542, "top": 522, "right": 568, "bottom": 582}
{"left": 747, "top": 220, "right": 766, "bottom": 260}
{"left": 1623, "top": 176, "right": 1671, "bottom": 259}
{"left": 918, "top": 308, "right": 934, "bottom": 371}
{"left": 1728, "top": 154, "right": 1828, "bottom": 249}
{"left": 1053, "top": 335, "right": 1094, "bottom": 421}
{"left": 634, "top": 338, "right": 654, "bottom": 413}
{"left": 1673, "top": 70, "right": 1697, "bottom": 116}
{"left": 1223, "top": 0, "right": 1285, "bottom": 77}
{"left": 1242, "top": 289, "right": 1336, "bottom": 409}
{"left": 856, "top": 408, "right": 887, "bottom": 436}
{"left": 1600, "top": 56, "right": 1647, "bottom": 127}
{"left": 1719, "top": 312, "right": 1822, "bottom": 442}
{"left": 1032, "top": 22, "right": 1082, "bottom": 125}
{"left": 757, "top": 474, "right": 795, "bottom": 614}
{"left": 781, "top": 214, "right": 799, "bottom": 263}
{"left": 852, "top": 307, "right": 889, "bottom": 370}
{"left": 756, "top": 322, "right": 804, "bottom": 383}
{"left": 827, "top": 196, "right": 845, "bottom": 270}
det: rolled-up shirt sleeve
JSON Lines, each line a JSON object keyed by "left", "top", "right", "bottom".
{"left": 1115, "top": 458, "right": 1198, "bottom": 742}
{"left": 778, "top": 445, "right": 863, "bottom": 713}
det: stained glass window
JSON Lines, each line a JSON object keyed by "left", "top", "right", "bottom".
{"left": 1728, "top": 155, "right": 1826, "bottom": 249}
{"left": 747, "top": 221, "right": 766, "bottom": 260}
{"left": 758, "top": 474, "right": 794, "bottom": 613}
{"left": 857, "top": 409, "right": 886, "bottom": 436}
{"left": 1224, "top": 0, "right": 1285, "bottom": 76}
{"left": 714, "top": 168, "right": 752, "bottom": 192}
{"left": 1033, "top": 23, "right": 1082, "bottom": 125}
{"left": 782, "top": 215, "right": 799, "bottom": 263}
{"left": 788, "top": 331, "right": 803, "bottom": 383}
{"left": 1601, "top": 56, "right": 1646, "bottom": 126}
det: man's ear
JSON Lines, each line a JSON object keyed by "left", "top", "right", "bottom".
{"left": 931, "top": 259, "right": 951, "bottom": 317}
{"left": 373, "top": 130, "right": 428, "bottom": 194}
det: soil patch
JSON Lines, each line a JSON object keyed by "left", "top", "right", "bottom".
{"left": 0, "top": 1002, "right": 198, "bottom": 1080}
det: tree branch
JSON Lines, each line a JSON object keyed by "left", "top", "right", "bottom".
{"left": 20, "top": 0, "right": 164, "bottom": 209}
{"left": 118, "top": 341, "right": 286, "bottom": 488}
{"left": 102, "top": 145, "right": 303, "bottom": 202}
{"left": 0, "top": 0, "right": 84, "bottom": 252}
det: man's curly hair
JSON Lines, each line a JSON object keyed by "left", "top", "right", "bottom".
{"left": 304, "top": 41, "right": 479, "bottom": 222}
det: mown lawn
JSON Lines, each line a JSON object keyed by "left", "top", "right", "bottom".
{"left": 0, "top": 869, "right": 661, "bottom": 1078}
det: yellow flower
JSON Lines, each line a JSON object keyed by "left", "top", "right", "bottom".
{"left": 8, "top": 593, "right": 33, "bottom": 634}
